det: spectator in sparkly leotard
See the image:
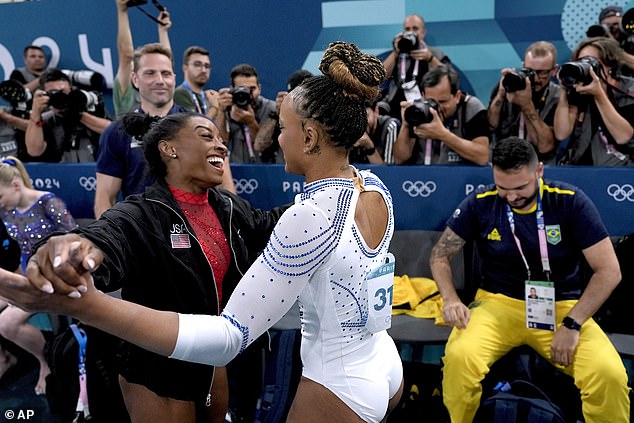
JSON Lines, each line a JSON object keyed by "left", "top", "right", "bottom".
{"left": 0, "top": 156, "right": 76, "bottom": 395}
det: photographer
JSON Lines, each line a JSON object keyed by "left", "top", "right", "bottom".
{"left": 25, "top": 69, "right": 110, "bottom": 163}
{"left": 394, "top": 65, "right": 489, "bottom": 165}
{"left": 587, "top": 6, "right": 634, "bottom": 76}
{"left": 488, "top": 41, "right": 560, "bottom": 165}
{"left": 382, "top": 14, "right": 451, "bottom": 120}
{"left": 216, "top": 64, "right": 276, "bottom": 163}
{"left": 554, "top": 37, "right": 634, "bottom": 166}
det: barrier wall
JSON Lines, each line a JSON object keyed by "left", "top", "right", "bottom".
{"left": 24, "top": 163, "right": 634, "bottom": 236}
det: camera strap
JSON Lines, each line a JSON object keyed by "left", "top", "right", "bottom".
{"left": 242, "top": 124, "right": 256, "bottom": 163}
{"left": 132, "top": 0, "right": 167, "bottom": 26}
{"left": 398, "top": 54, "right": 419, "bottom": 84}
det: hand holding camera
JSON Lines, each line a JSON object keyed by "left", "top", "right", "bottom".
{"left": 411, "top": 106, "right": 447, "bottom": 140}
{"left": 32, "top": 90, "right": 51, "bottom": 116}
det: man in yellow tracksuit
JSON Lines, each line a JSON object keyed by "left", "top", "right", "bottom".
{"left": 430, "top": 136, "right": 629, "bottom": 422}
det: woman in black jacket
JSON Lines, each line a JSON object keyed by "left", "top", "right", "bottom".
{"left": 32, "top": 111, "right": 284, "bottom": 423}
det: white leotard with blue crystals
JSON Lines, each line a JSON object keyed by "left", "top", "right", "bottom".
{"left": 171, "top": 170, "right": 403, "bottom": 422}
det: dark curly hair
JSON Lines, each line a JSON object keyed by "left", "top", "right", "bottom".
{"left": 121, "top": 111, "right": 206, "bottom": 179}
{"left": 492, "top": 136, "right": 538, "bottom": 171}
{"left": 290, "top": 41, "right": 385, "bottom": 149}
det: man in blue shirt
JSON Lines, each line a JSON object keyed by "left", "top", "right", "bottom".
{"left": 430, "top": 136, "right": 629, "bottom": 422}
{"left": 95, "top": 43, "right": 186, "bottom": 218}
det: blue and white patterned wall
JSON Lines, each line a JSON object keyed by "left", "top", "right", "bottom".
{"left": 0, "top": 0, "right": 632, "bottom": 108}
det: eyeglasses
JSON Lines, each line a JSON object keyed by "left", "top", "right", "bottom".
{"left": 189, "top": 61, "right": 211, "bottom": 70}
{"left": 525, "top": 67, "right": 554, "bottom": 77}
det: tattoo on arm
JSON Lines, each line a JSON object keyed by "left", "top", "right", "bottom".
{"left": 431, "top": 228, "right": 466, "bottom": 261}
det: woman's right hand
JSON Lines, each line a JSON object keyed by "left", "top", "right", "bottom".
{"left": 26, "top": 233, "right": 104, "bottom": 298}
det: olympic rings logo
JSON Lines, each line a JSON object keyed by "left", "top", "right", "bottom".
{"left": 234, "top": 178, "right": 259, "bottom": 194}
{"left": 79, "top": 176, "right": 96, "bottom": 191}
{"left": 402, "top": 180, "right": 437, "bottom": 198}
{"left": 607, "top": 184, "right": 634, "bottom": 202}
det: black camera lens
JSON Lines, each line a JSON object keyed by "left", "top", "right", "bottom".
{"left": 586, "top": 24, "right": 609, "bottom": 38}
{"left": 231, "top": 86, "right": 252, "bottom": 110}
{"left": 558, "top": 56, "right": 600, "bottom": 88}
{"left": 397, "top": 31, "right": 420, "bottom": 53}
{"left": 501, "top": 68, "right": 535, "bottom": 93}
{"left": 46, "top": 90, "right": 69, "bottom": 109}
{"left": 404, "top": 99, "right": 439, "bottom": 127}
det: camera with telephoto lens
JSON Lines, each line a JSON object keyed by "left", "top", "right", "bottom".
{"left": 230, "top": 86, "right": 253, "bottom": 110}
{"left": 46, "top": 89, "right": 100, "bottom": 113}
{"left": 586, "top": 23, "right": 617, "bottom": 38}
{"left": 558, "top": 56, "right": 602, "bottom": 88}
{"left": 397, "top": 31, "right": 420, "bottom": 53}
{"left": 502, "top": 68, "right": 536, "bottom": 93}
{"left": 621, "top": 8, "right": 634, "bottom": 55}
{"left": 60, "top": 70, "right": 105, "bottom": 92}
{"left": 0, "top": 80, "right": 33, "bottom": 119}
{"left": 404, "top": 98, "right": 439, "bottom": 126}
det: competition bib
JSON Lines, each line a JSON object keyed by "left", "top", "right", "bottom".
{"left": 525, "top": 280, "right": 555, "bottom": 331}
{"left": 366, "top": 253, "right": 395, "bottom": 333}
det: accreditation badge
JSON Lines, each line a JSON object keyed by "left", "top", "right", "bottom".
{"left": 525, "top": 280, "right": 555, "bottom": 331}
{"left": 366, "top": 253, "right": 395, "bottom": 333}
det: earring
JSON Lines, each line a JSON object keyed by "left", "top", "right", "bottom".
{"left": 171, "top": 154, "right": 177, "bottom": 159}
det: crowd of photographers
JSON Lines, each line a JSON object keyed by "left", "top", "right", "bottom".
{"left": 0, "top": 3, "right": 633, "bottom": 169}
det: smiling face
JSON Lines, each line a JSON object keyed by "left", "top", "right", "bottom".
{"left": 132, "top": 53, "right": 176, "bottom": 109}
{"left": 165, "top": 116, "right": 227, "bottom": 192}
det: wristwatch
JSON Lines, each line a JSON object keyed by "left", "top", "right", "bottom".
{"left": 561, "top": 316, "right": 582, "bottom": 331}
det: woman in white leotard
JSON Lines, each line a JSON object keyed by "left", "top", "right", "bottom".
{"left": 1, "top": 41, "right": 404, "bottom": 423}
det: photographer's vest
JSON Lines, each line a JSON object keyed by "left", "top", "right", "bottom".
{"left": 560, "top": 76, "right": 634, "bottom": 166}
{"left": 409, "top": 94, "right": 485, "bottom": 165}
{"left": 494, "top": 82, "right": 561, "bottom": 165}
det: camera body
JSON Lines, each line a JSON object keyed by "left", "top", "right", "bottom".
{"left": 230, "top": 86, "right": 253, "bottom": 110}
{"left": 397, "top": 31, "right": 420, "bottom": 53}
{"left": 558, "top": 56, "right": 602, "bottom": 88}
{"left": 502, "top": 68, "right": 536, "bottom": 93}
{"left": 46, "top": 89, "right": 100, "bottom": 114}
{"left": 404, "top": 98, "right": 439, "bottom": 127}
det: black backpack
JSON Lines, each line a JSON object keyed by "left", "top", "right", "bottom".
{"left": 474, "top": 380, "right": 566, "bottom": 423}
{"left": 45, "top": 322, "right": 130, "bottom": 423}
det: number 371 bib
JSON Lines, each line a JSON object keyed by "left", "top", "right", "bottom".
{"left": 366, "top": 253, "right": 395, "bottom": 333}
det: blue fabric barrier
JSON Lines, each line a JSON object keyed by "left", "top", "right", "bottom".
{"left": 24, "top": 163, "right": 634, "bottom": 236}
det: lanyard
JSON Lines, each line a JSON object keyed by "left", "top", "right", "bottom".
{"left": 505, "top": 179, "right": 551, "bottom": 281}
{"left": 242, "top": 124, "right": 255, "bottom": 162}
{"left": 70, "top": 323, "right": 90, "bottom": 419}
{"left": 399, "top": 54, "right": 420, "bottom": 82}
{"left": 597, "top": 125, "right": 628, "bottom": 161}
{"left": 183, "top": 81, "right": 207, "bottom": 114}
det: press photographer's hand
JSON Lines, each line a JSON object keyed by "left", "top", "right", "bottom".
{"left": 31, "top": 89, "right": 49, "bottom": 115}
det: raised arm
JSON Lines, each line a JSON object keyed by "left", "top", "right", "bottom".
{"left": 115, "top": 0, "right": 134, "bottom": 98}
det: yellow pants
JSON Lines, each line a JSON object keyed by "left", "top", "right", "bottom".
{"left": 442, "top": 289, "right": 630, "bottom": 423}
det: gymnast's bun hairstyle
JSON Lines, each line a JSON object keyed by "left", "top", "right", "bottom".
{"left": 121, "top": 111, "right": 201, "bottom": 179}
{"left": 290, "top": 41, "right": 385, "bottom": 149}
